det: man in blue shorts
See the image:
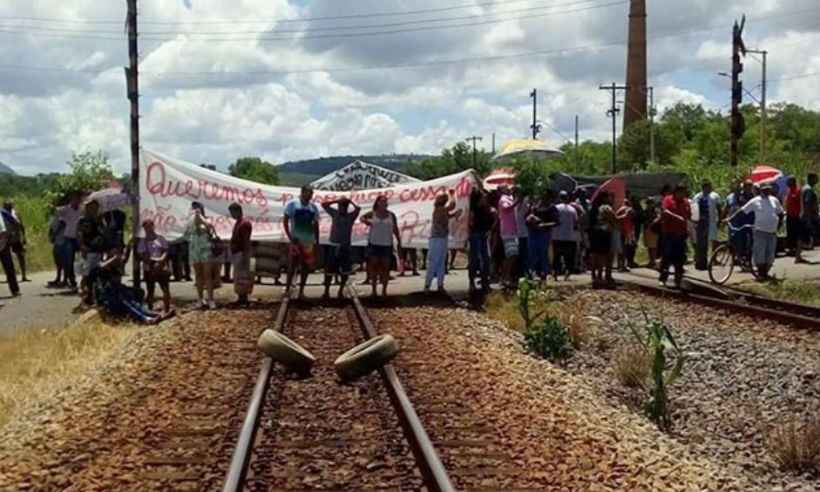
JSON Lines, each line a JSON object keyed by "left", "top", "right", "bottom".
{"left": 284, "top": 185, "right": 320, "bottom": 299}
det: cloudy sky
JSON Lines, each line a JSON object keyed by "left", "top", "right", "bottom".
{"left": 0, "top": 0, "right": 818, "bottom": 175}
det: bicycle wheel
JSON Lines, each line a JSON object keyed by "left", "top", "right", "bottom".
{"left": 708, "top": 244, "right": 735, "bottom": 285}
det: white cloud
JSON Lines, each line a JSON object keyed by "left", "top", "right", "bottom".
{"left": 1, "top": 0, "right": 819, "bottom": 174}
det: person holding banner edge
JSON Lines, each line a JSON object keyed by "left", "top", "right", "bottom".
{"left": 284, "top": 185, "right": 320, "bottom": 300}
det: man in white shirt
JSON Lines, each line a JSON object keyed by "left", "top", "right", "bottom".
{"left": 726, "top": 183, "right": 784, "bottom": 279}
{"left": 692, "top": 180, "right": 723, "bottom": 271}
{"left": 552, "top": 191, "right": 579, "bottom": 281}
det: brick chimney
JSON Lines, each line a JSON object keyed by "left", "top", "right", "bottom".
{"left": 623, "top": 0, "right": 647, "bottom": 129}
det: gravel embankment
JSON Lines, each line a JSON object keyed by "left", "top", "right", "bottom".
{"left": 0, "top": 307, "right": 275, "bottom": 491}
{"left": 370, "top": 305, "right": 744, "bottom": 491}
{"left": 562, "top": 290, "right": 820, "bottom": 491}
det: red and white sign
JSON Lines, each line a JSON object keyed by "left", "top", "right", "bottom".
{"left": 139, "top": 149, "right": 477, "bottom": 248}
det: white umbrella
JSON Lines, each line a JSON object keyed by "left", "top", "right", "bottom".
{"left": 84, "top": 187, "right": 134, "bottom": 212}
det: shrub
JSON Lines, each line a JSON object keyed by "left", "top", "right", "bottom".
{"left": 614, "top": 344, "right": 651, "bottom": 389}
{"left": 626, "top": 310, "right": 685, "bottom": 431}
{"left": 524, "top": 317, "right": 573, "bottom": 361}
{"left": 769, "top": 416, "right": 820, "bottom": 473}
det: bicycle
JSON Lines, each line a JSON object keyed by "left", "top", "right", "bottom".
{"left": 708, "top": 223, "right": 759, "bottom": 285}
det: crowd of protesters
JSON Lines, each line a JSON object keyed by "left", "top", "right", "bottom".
{"left": 2, "top": 173, "right": 818, "bottom": 317}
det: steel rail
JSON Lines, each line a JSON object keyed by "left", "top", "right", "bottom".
{"left": 222, "top": 295, "right": 290, "bottom": 492}
{"left": 622, "top": 280, "right": 820, "bottom": 330}
{"left": 348, "top": 288, "right": 456, "bottom": 492}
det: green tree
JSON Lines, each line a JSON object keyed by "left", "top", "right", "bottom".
{"left": 228, "top": 157, "right": 280, "bottom": 185}
{"left": 45, "top": 151, "right": 115, "bottom": 208}
{"left": 406, "top": 142, "right": 492, "bottom": 180}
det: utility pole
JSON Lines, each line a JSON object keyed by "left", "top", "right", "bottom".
{"left": 599, "top": 83, "right": 629, "bottom": 173}
{"left": 574, "top": 115, "right": 580, "bottom": 172}
{"left": 648, "top": 86, "right": 656, "bottom": 164}
{"left": 730, "top": 16, "right": 747, "bottom": 167}
{"left": 125, "top": 0, "right": 141, "bottom": 288}
{"left": 491, "top": 132, "right": 496, "bottom": 154}
{"left": 530, "top": 89, "right": 541, "bottom": 139}
{"left": 747, "top": 48, "right": 767, "bottom": 162}
{"left": 466, "top": 136, "right": 483, "bottom": 169}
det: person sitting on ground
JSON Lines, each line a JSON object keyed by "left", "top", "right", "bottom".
{"left": 2, "top": 202, "right": 28, "bottom": 282}
{"left": 137, "top": 219, "right": 173, "bottom": 315}
{"left": 322, "top": 197, "right": 360, "bottom": 299}
{"left": 659, "top": 184, "right": 692, "bottom": 289}
{"left": 229, "top": 203, "right": 254, "bottom": 307}
{"left": 361, "top": 195, "right": 402, "bottom": 298}
{"left": 425, "top": 190, "right": 462, "bottom": 293}
{"left": 725, "top": 183, "right": 784, "bottom": 280}
{"left": 94, "top": 242, "right": 166, "bottom": 325}
{"left": 284, "top": 185, "right": 320, "bottom": 300}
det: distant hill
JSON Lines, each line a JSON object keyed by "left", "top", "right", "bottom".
{"left": 0, "top": 161, "right": 16, "bottom": 175}
{"left": 278, "top": 154, "right": 434, "bottom": 179}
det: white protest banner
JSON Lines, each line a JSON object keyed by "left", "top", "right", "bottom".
{"left": 139, "top": 149, "right": 476, "bottom": 248}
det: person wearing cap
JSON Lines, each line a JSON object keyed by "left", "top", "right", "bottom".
{"left": 77, "top": 199, "right": 105, "bottom": 305}
{"left": 552, "top": 190, "right": 578, "bottom": 281}
{"left": 726, "top": 183, "right": 784, "bottom": 280}
{"left": 137, "top": 219, "right": 173, "bottom": 314}
{"left": 659, "top": 184, "right": 691, "bottom": 289}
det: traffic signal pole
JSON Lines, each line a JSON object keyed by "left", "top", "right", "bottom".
{"left": 730, "top": 16, "right": 747, "bottom": 167}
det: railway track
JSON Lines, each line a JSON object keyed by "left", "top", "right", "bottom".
{"left": 620, "top": 272, "right": 820, "bottom": 330}
{"left": 223, "top": 292, "right": 454, "bottom": 491}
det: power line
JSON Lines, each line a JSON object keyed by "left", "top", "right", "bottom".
{"left": 0, "top": 0, "right": 614, "bottom": 26}
{"left": 0, "top": 0, "right": 628, "bottom": 42}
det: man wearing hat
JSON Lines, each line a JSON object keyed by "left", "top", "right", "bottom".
{"left": 726, "top": 183, "right": 784, "bottom": 280}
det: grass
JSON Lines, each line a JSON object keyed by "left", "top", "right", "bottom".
{"left": 0, "top": 320, "right": 136, "bottom": 429}
{"left": 742, "top": 280, "right": 820, "bottom": 307}
{"left": 769, "top": 415, "right": 820, "bottom": 473}
{"left": 614, "top": 344, "right": 651, "bottom": 389}
{"left": 485, "top": 291, "right": 525, "bottom": 332}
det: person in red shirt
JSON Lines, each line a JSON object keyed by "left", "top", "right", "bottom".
{"left": 229, "top": 203, "right": 254, "bottom": 307}
{"left": 659, "top": 184, "right": 691, "bottom": 289}
{"left": 784, "top": 176, "right": 805, "bottom": 263}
